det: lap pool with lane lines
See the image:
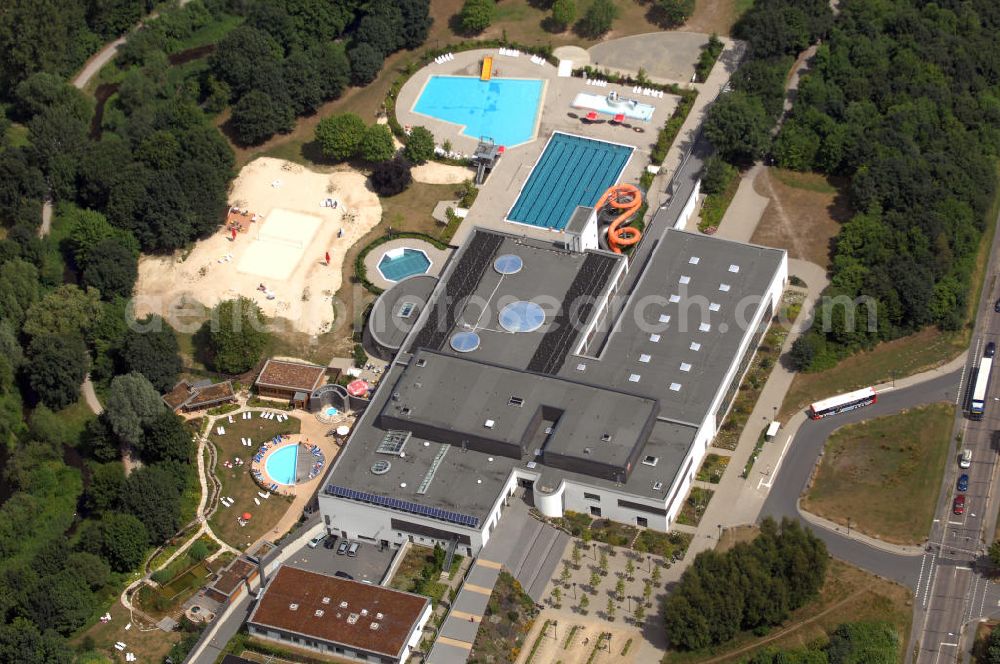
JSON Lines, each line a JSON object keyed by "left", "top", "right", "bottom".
{"left": 507, "top": 132, "right": 634, "bottom": 230}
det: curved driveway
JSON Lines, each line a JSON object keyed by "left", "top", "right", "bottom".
{"left": 760, "top": 369, "right": 962, "bottom": 588}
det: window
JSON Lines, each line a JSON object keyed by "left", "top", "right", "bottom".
{"left": 650, "top": 334, "right": 661, "bottom": 342}
{"left": 689, "top": 256, "right": 700, "bottom": 265}
{"left": 636, "top": 516, "right": 648, "bottom": 527}
{"left": 642, "top": 455, "right": 659, "bottom": 466}
{"left": 628, "top": 373, "right": 641, "bottom": 383}
{"left": 679, "top": 362, "right": 691, "bottom": 372}
{"left": 416, "top": 358, "right": 427, "bottom": 367}
{"left": 669, "top": 294, "right": 680, "bottom": 303}
{"left": 679, "top": 275, "right": 690, "bottom": 285}
{"left": 639, "top": 353, "right": 651, "bottom": 363}
{"left": 719, "top": 283, "right": 731, "bottom": 292}
{"left": 690, "top": 342, "right": 701, "bottom": 351}
{"left": 398, "top": 301, "right": 416, "bottom": 318}
{"left": 601, "top": 433, "right": 613, "bottom": 442}
{"left": 508, "top": 396, "right": 524, "bottom": 407}
{"left": 584, "top": 492, "right": 601, "bottom": 501}
{"left": 590, "top": 506, "right": 602, "bottom": 517}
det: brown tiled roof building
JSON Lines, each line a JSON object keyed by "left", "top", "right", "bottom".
{"left": 254, "top": 359, "right": 326, "bottom": 405}
{"left": 247, "top": 566, "right": 431, "bottom": 663}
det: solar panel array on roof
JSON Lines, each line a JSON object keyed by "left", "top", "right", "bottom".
{"left": 325, "top": 484, "right": 479, "bottom": 528}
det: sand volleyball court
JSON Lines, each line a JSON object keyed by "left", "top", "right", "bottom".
{"left": 135, "top": 158, "right": 382, "bottom": 335}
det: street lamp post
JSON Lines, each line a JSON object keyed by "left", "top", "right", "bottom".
{"left": 717, "top": 524, "right": 723, "bottom": 541}
{"left": 552, "top": 620, "right": 558, "bottom": 640}
{"left": 592, "top": 542, "right": 597, "bottom": 560}
{"left": 847, "top": 517, "right": 852, "bottom": 537}
{"left": 572, "top": 582, "right": 577, "bottom": 599}
{"left": 647, "top": 555, "right": 651, "bottom": 573}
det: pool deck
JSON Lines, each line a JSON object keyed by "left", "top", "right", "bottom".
{"left": 395, "top": 48, "right": 684, "bottom": 247}
{"left": 363, "top": 238, "right": 451, "bottom": 291}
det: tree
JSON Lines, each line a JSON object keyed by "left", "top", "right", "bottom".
{"left": 571, "top": 544, "right": 581, "bottom": 568}
{"left": 550, "top": 0, "right": 577, "bottom": 31}
{"left": 188, "top": 540, "right": 210, "bottom": 562}
{"left": 359, "top": 124, "right": 396, "bottom": 163}
{"left": 138, "top": 411, "right": 192, "bottom": 463}
{"left": 560, "top": 561, "right": 572, "bottom": 583}
{"left": 104, "top": 373, "right": 163, "bottom": 447}
{"left": 370, "top": 157, "right": 413, "bottom": 196}
{"left": 120, "top": 315, "right": 181, "bottom": 392}
{"left": 615, "top": 578, "right": 625, "bottom": 600}
{"left": 651, "top": 563, "right": 661, "bottom": 585}
{"left": 348, "top": 42, "right": 384, "bottom": 86}
{"left": 589, "top": 570, "right": 600, "bottom": 589}
{"left": 67, "top": 552, "right": 111, "bottom": 590}
{"left": 625, "top": 558, "right": 635, "bottom": 579}
{"left": 122, "top": 463, "right": 184, "bottom": 543}
{"left": 23, "top": 285, "right": 101, "bottom": 341}
{"left": 826, "top": 621, "right": 898, "bottom": 664}
{"left": 700, "top": 156, "right": 737, "bottom": 195}
{"left": 209, "top": 26, "right": 283, "bottom": 98}
{"left": 23, "top": 569, "right": 97, "bottom": 635}
{"left": 458, "top": 0, "right": 495, "bottom": 35}
{"left": 990, "top": 540, "right": 1000, "bottom": 567}
{"left": 84, "top": 462, "right": 125, "bottom": 514}
{"left": 403, "top": 126, "right": 436, "bottom": 164}
{"left": 652, "top": 0, "right": 695, "bottom": 28}
{"left": 65, "top": 207, "right": 139, "bottom": 269}
{"left": 26, "top": 335, "right": 88, "bottom": 410}
{"left": 0, "top": 617, "right": 73, "bottom": 664}
{"left": 316, "top": 113, "right": 367, "bottom": 161}
{"left": 354, "top": 4, "right": 403, "bottom": 57}
{"left": 579, "top": 594, "right": 589, "bottom": 613}
{"left": 0, "top": 258, "right": 40, "bottom": 328}
{"left": 789, "top": 336, "right": 816, "bottom": 371}
{"left": 606, "top": 597, "right": 616, "bottom": 619}
{"left": 599, "top": 550, "right": 608, "bottom": 575}
{"left": 97, "top": 512, "right": 149, "bottom": 572}
{"left": 230, "top": 90, "right": 295, "bottom": 146}
{"left": 398, "top": 0, "right": 433, "bottom": 48}
{"left": 81, "top": 238, "right": 138, "bottom": 299}
{"left": 207, "top": 297, "right": 270, "bottom": 374}
{"left": 634, "top": 603, "right": 645, "bottom": 624}
{"left": 704, "top": 92, "right": 772, "bottom": 164}
{"left": 576, "top": 0, "right": 618, "bottom": 38}
{"left": 986, "top": 625, "right": 1000, "bottom": 664}
{"left": 28, "top": 104, "right": 90, "bottom": 201}
{"left": 13, "top": 72, "right": 91, "bottom": 121}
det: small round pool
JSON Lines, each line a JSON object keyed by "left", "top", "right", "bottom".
{"left": 265, "top": 444, "right": 299, "bottom": 485}
{"left": 378, "top": 248, "right": 431, "bottom": 282}
{"left": 324, "top": 406, "right": 339, "bottom": 417}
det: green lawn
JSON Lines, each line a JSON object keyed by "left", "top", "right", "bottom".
{"left": 207, "top": 412, "right": 301, "bottom": 550}
{"left": 802, "top": 402, "right": 955, "bottom": 545}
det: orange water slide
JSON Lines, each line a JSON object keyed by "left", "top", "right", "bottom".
{"left": 595, "top": 184, "right": 642, "bottom": 254}
{"left": 481, "top": 56, "right": 493, "bottom": 81}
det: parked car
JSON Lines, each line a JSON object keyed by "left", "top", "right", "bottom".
{"left": 334, "top": 570, "right": 354, "bottom": 580}
{"left": 988, "top": 342, "right": 997, "bottom": 358}
{"left": 347, "top": 541, "right": 360, "bottom": 557}
{"left": 323, "top": 536, "right": 338, "bottom": 550}
{"left": 953, "top": 495, "right": 966, "bottom": 515}
{"left": 336, "top": 540, "right": 349, "bottom": 555}
{"left": 307, "top": 533, "right": 326, "bottom": 549}
{"left": 994, "top": 298, "right": 1000, "bottom": 313}
{"left": 960, "top": 449, "right": 973, "bottom": 469}
{"left": 958, "top": 474, "right": 969, "bottom": 492}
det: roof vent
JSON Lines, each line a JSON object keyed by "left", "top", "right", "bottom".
{"left": 526, "top": 461, "right": 537, "bottom": 469}
{"left": 289, "top": 603, "right": 299, "bottom": 611}
{"left": 576, "top": 363, "right": 587, "bottom": 371}
{"left": 392, "top": 392, "right": 400, "bottom": 401}
{"left": 484, "top": 419, "right": 495, "bottom": 429}
{"left": 639, "top": 353, "right": 651, "bottom": 363}
{"left": 642, "top": 455, "right": 659, "bottom": 466}
{"left": 340, "top": 601, "right": 349, "bottom": 608}
{"left": 669, "top": 382, "right": 682, "bottom": 391}
{"left": 669, "top": 294, "right": 680, "bottom": 303}
{"left": 650, "top": 334, "right": 661, "bottom": 342}
{"left": 360, "top": 609, "right": 369, "bottom": 616}
{"left": 322, "top": 597, "right": 331, "bottom": 604}
{"left": 653, "top": 481, "right": 664, "bottom": 491}
{"left": 583, "top": 447, "right": 591, "bottom": 455}
{"left": 698, "top": 322, "right": 711, "bottom": 332}
{"left": 679, "top": 275, "right": 690, "bottom": 285}
{"left": 688, "top": 256, "right": 700, "bottom": 265}
{"left": 601, "top": 433, "right": 612, "bottom": 442}
{"left": 376, "top": 612, "right": 384, "bottom": 620}
{"left": 709, "top": 302, "right": 720, "bottom": 312}
{"left": 679, "top": 362, "right": 692, "bottom": 372}
{"left": 508, "top": 396, "right": 524, "bottom": 407}
{"left": 400, "top": 482, "right": 407, "bottom": 488}
{"left": 416, "top": 358, "right": 427, "bottom": 367}
{"left": 347, "top": 613, "right": 360, "bottom": 625}
{"left": 315, "top": 609, "right": 324, "bottom": 617}
{"left": 719, "top": 283, "right": 731, "bottom": 292}
{"left": 488, "top": 457, "right": 494, "bottom": 462}
{"left": 370, "top": 622, "right": 381, "bottom": 630}
{"left": 729, "top": 264, "right": 740, "bottom": 273}
{"left": 628, "top": 373, "right": 640, "bottom": 383}
{"left": 690, "top": 341, "right": 701, "bottom": 351}
{"left": 658, "top": 314, "right": 670, "bottom": 323}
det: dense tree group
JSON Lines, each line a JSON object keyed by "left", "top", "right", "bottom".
{"left": 747, "top": 621, "right": 899, "bottom": 663}
{"left": 664, "top": 518, "right": 828, "bottom": 650}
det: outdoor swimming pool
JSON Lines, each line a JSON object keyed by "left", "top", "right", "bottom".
{"left": 413, "top": 76, "right": 544, "bottom": 147}
{"left": 266, "top": 444, "right": 298, "bottom": 485}
{"left": 378, "top": 248, "right": 431, "bottom": 282}
{"left": 508, "top": 133, "right": 634, "bottom": 230}
{"left": 324, "top": 406, "right": 339, "bottom": 417}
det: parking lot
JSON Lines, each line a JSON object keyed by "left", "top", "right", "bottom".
{"left": 283, "top": 535, "right": 396, "bottom": 585}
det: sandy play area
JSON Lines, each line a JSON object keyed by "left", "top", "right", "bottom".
{"left": 135, "top": 158, "right": 381, "bottom": 335}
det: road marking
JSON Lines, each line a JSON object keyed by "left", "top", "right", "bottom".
{"left": 915, "top": 554, "right": 929, "bottom": 600}
{"left": 922, "top": 555, "right": 938, "bottom": 608}
{"left": 758, "top": 432, "right": 795, "bottom": 490}
{"left": 437, "top": 636, "right": 473, "bottom": 650}
{"left": 955, "top": 566, "right": 972, "bottom": 571}
{"left": 940, "top": 642, "right": 959, "bottom": 647}
{"left": 948, "top": 521, "right": 964, "bottom": 525}
{"left": 966, "top": 575, "right": 982, "bottom": 624}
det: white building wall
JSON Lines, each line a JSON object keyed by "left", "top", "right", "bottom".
{"left": 678, "top": 180, "right": 702, "bottom": 230}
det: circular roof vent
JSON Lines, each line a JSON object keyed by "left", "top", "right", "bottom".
{"left": 499, "top": 301, "right": 546, "bottom": 333}
{"left": 371, "top": 460, "right": 391, "bottom": 475}
{"left": 450, "top": 330, "right": 481, "bottom": 353}
{"left": 494, "top": 254, "right": 524, "bottom": 275}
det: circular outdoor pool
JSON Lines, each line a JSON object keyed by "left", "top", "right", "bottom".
{"left": 265, "top": 444, "right": 299, "bottom": 485}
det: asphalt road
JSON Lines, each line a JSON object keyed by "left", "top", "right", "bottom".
{"left": 759, "top": 369, "right": 962, "bottom": 588}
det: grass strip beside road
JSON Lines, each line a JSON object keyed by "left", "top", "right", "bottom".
{"left": 801, "top": 402, "right": 954, "bottom": 546}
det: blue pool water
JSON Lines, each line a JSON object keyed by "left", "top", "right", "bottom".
{"left": 378, "top": 248, "right": 431, "bottom": 282}
{"left": 324, "top": 406, "right": 339, "bottom": 416}
{"left": 413, "top": 76, "right": 544, "bottom": 147}
{"left": 266, "top": 445, "right": 298, "bottom": 485}
{"left": 508, "top": 133, "right": 634, "bottom": 230}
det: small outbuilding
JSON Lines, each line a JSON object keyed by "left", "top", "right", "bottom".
{"left": 255, "top": 359, "right": 326, "bottom": 408}
{"left": 162, "top": 380, "right": 237, "bottom": 413}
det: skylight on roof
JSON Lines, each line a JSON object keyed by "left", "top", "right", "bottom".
{"left": 669, "top": 382, "right": 682, "bottom": 391}
{"left": 679, "top": 275, "right": 690, "bottom": 285}
{"left": 709, "top": 302, "right": 721, "bottom": 312}
{"left": 680, "top": 362, "right": 692, "bottom": 372}
{"left": 729, "top": 264, "right": 740, "bottom": 273}
{"left": 719, "top": 283, "right": 731, "bottom": 292}
{"left": 639, "top": 354, "right": 651, "bottom": 363}
{"left": 659, "top": 314, "right": 670, "bottom": 323}
{"left": 689, "top": 256, "right": 700, "bottom": 265}
{"left": 669, "top": 294, "right": 681, "bottom": 303}
{"left": 650, "top": 334, "right": 661, "bottom": 342}
{"left": 628, "top": 373, "right": 641, "bottom": 383}
{"left": 699, "top": 322, "right": 711, "bottom": 332}
{"left": 690, "top": 341, "right": 701, "bottom": 351}
{"left": 576, "top": 363, "right": 586, "bottom": 371}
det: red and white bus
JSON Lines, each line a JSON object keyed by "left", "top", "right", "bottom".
{"left": 808, "top": 386, "right": 877, "bottom": 420}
